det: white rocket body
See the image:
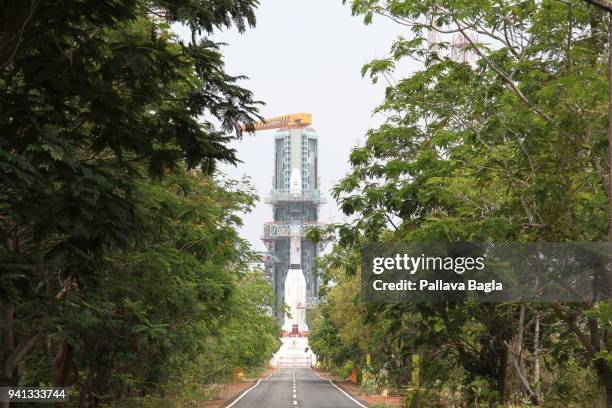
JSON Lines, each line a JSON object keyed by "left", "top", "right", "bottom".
{"left": 282, "top": 268, "right": 307, "bottom": 333}
{"left": 281, "top": 166, "right": 308, "bottom": 334}
{"left": 290, "top": 168, "right": 302, "bottom": 194}
{"left": 282, "top": 233, "right": 308, "bottom": 334}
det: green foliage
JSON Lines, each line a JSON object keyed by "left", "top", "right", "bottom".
{"left": 11, "top": 168, "right": 279, "bottom": 405}
{"left": 309, "top": 309, "right": 360, "bottom": 369}
{"left": 319, "top": 0, "right": 612, "bottom": 405}
{"left": 544, "top": 359, "right": 602, "bottom": 407}
{"left": 0, "top": 0, "right": 278, "bottom": 406}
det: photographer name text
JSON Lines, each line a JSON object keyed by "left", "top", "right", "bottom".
{"left": 372, "top": 279, "right": 502, "bottom": 293}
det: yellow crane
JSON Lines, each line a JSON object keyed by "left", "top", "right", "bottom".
{"left": 242, "top": 113, "right": 312, "bottom": 132}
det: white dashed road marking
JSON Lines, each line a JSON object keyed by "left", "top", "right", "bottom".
{"left": 292, "top": 369, "right": 298, "bottom": 407}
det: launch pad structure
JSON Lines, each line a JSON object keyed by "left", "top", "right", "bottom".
{"left": 246, "top": 113, "right": 325, "bottom": 335}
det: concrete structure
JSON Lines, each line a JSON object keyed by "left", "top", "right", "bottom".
{"left": 270, "top": 337, "right": 316, "bottom": 368}
{"left": 261, "top": 127, "right": 325, "bottom": 332}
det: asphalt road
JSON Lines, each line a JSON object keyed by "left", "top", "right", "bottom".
{"left": 223, "top": 368, "right": 369, "bottom": 408}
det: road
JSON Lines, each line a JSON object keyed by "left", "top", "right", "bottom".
{"left": 224, "top": 368, "right": 369, "bottom": 408}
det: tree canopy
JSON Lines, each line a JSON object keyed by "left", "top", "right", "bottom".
{"left": 1, "top": 1, "right": 278, "bottom": 406}
{"left": 310, "top": 0, "right": 612, "bottom": 406}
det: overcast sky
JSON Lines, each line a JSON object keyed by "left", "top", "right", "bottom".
{"left": 176, "top": 0, "right": 413, "bottom": 251}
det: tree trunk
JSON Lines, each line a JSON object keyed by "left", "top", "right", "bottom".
{"left": 2, "top": 331, "right": 41, "bottom": 381}
{"left": 0, "top": 305, "right": 12, "bottom": 408}
{"left": 78, "top": 366, "right": 96, "bottom": 408}
{"left": 52, "top": 342, "right": 72, "bottom": 387}
{"left": 609, "top": 15, "right": 612, "bottom": 241}
{"left": 534, "top": 313, "right": 541, "bottom": 399}
{"left": 515, "top": 304, "right": 526, "bottom": 380}
{"left": 0, "top": 305, "right": 41, "bottom": 408}
{"left": 403, "top": 353, "right": 413, "bottom": 386}
{"left": 2, "top": 305, "right": 15, "bottom": 357}
{"left": 604, "top": 17, "right": 612, "bottom": 408}
{"left": 514, "top": 304, "right": 530, "bottom": 400}
{"left": 1, "top": 305, "right": 15, "bottom": 408}
{"left": 596, "top": 362, "right": 612, "bottom": 407}
{"left": 498, "top": 347, "right": 508, "bottom": 401}
{"left": 0, "top": 0, "right": 39, "bottom": 70}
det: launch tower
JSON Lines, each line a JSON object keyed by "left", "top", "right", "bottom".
{"left": 245, "top": 114, "right": 325, "bottom": 334}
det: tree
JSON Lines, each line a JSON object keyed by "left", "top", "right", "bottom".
{"left": 327, "top": 0, "right": 611, "bottom": 404}
{"left": 0, "top": 0, "right": 268, "bottom": 405}
{"left": 584, "top": 0, "right": 612, "bottom": 12}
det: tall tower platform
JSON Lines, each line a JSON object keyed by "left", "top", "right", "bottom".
{"left": 261, "top": 127, "right": 325, "bottom": 329}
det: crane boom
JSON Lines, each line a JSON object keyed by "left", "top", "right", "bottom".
{"left": 242, "top": 113, "right": 312, "bottom": 132}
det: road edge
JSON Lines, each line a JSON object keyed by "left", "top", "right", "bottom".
{"left": 312, "top": 369, "right": 370, "bottom": 408}
{"left": 220, "top": 371, "right": 273, "bottom": 408}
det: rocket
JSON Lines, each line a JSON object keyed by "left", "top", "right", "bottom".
{"left": 282, "top": 167, "right": 308, "bottom": 334}
{"left": 290, "top": 168, "right": 301, "bottom": 194}
{"left": 282, "top": 259, "right": 308, "bottom": 334}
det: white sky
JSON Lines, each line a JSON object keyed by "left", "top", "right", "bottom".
{"left": 176, "top": 0, "right": 415, "bottom": 251}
